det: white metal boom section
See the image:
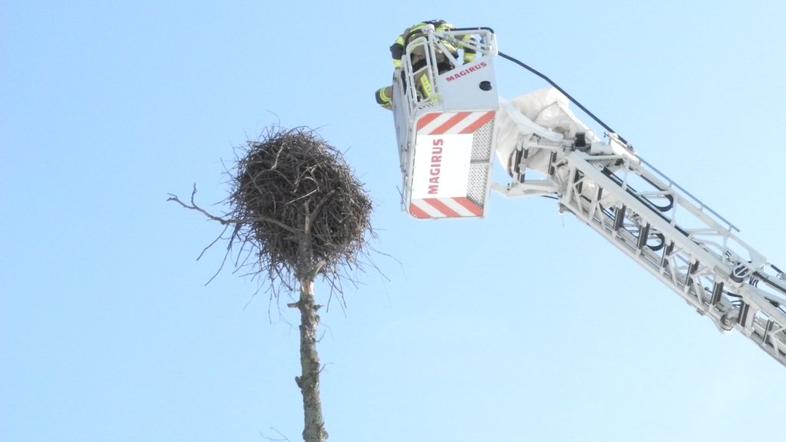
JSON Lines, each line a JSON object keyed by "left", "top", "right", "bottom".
{"left": 498, "top": 122, "right": 786, "bottom": 367}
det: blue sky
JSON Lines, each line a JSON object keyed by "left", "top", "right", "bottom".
{"left": 2, "top": 1, "right": 785, "bottom": 441}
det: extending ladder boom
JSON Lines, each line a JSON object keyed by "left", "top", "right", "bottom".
{"left": 499, "top": 128, "right": 786, "bottom": 366}
{"left": 383, "top": 26, "right": 785, "bottom": 367}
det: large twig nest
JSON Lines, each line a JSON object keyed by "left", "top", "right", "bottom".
{"left": 229, "top": 127, "right": 372, "bottom": 285}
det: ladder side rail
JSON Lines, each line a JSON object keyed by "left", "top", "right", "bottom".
{"left": 511, "top": 142, "right": 777, "bottom": 291}
{"left": 638, "top": 155, "right": 739, "bottom": 232}
{"left": 561, "top": 174, "right": 786, "bottom": 365}
{"left": 632, "top": 164, "right": 767, "bottom": 269}
{"left": 593, "top": 151, "right": 786, "bottom": 354}
{"left": 558, "top": 158, "right": 735, "bottom": 318}
{"left": 569, "top": 152, "right": 766, "bottom": 302}
{"left": 567, "top": 152, "right": 730, "bottom": 274}
{"left": 595, "top": 157, "right": 727, "bottom": 246}
{"left": 561, "top": 168, "right": 726, "bottom": 315}
{"left": 556, "top": 150, "right": 786, "bottom": 366}
{"left": 590, "top": 154, "right": 772, "bottom": 282}
{"left": 638, "top": 162, "right": 780, "bottom": 302}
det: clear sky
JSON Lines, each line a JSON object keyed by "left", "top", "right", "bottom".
{"left": 2, "top": 1, "right": 785, "bottom": 441}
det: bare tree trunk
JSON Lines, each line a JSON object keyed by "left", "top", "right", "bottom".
{"left": 295, "top": 279, "right": 328, "bottom": 442}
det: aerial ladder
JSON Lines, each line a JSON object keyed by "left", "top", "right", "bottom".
{"left": 387, "top": 26, "right": 786, "bottom": 367}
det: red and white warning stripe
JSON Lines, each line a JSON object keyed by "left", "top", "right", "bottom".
{"left": 416, "top": 111, "right": 495, "bottom": 135}
{"left": 409, "top": 197, "right": 483, "bottom": 219}
{"left": 408, "top": 111, "right": 494, "bottom": 219}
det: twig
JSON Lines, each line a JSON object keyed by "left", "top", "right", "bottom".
{"left": 259, "top": 427, "right": 291, "bottom": 442}
{"left": 168, "top": 184, "right": 300, "bottom": 235}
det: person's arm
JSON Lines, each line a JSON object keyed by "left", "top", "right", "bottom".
{"left": 390, "top": 35, "right": 405, "bottom": 69}
{"left": 462, "top": 34, "right": 476, "bottom": 63}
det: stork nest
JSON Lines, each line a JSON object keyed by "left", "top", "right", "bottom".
{"left": 225, "top": 127, "right": 372, "bottom": 286}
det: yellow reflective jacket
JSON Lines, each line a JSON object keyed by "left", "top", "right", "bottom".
{"left": 389, "top": 20, "right": 476, "bottom": 69}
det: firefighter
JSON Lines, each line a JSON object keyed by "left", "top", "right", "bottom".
{"left": 375, "top": 20, "right": 477, "bottom": 110}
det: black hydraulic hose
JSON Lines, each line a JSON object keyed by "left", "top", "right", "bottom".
{"left": 498, "top": 51, "right": 630, "bottom": 146}
{"left": 639, "top": 175, "right": 675, "bottom": 212}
